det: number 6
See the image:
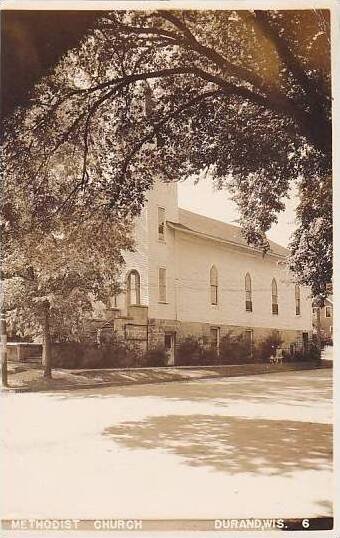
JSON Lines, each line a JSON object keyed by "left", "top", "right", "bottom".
{"left": 302, "top": 519, "right": 310, "bottom": 528}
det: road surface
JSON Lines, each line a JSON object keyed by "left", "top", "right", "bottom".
{"left": 1, "top": 369, "right": 332, "bottom": 520}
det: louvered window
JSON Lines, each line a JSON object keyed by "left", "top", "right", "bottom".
{"left": 158, "top": 207, "right": 165, "bottom": 241}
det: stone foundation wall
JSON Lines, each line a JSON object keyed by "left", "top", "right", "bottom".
{"left": 145, "top": 318, "right": 310, "bottom": 353}
{"left": 147, "top": 318, "right": 180, "bottom": 349}
{"left": 83, "top": 314, "right": 311, "bottom": 363}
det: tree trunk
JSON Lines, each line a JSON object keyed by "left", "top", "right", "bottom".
{"left": 1, "top": 313, "right": 8, "bottom": 388}
{"left": 42, "top": 304, "right": 52, "bottom": 379}
{"left": 316, "top": 307, "right": 322, "bottom": 350}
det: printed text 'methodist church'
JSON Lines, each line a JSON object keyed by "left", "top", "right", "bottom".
{"left": 94, "top": 179, "right": 312, "bottom": 364}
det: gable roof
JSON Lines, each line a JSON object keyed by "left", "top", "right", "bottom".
{"left": 312, "top": 296, "right": 332, "bottom": 307}
{"left": 168, "top": 209, "right": 289, "bottom": 258}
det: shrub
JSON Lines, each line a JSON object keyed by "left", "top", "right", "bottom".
{"left": 290, "top": 349, "right": 305, "bottom": 362}
{"left": 307, "top": 341, "right": 322, "bottom": 362}
{"left": 254, "top": 332, "right": 283, "bottom": 363}
{"left": 142, "top": 347, "right": 169, "bottom": 367}
{"left": 101, "top": 339, "right": 142, "bottom": 368}
{"left": 219, "top": 331, "right": 253, "bottom": 364}
{"left": 177, "top": 333, "right": 255, "bottom": 366}
{"left": 52, "top": 342, "right": 89, "bottom": 369}
{"left": 51, "top": 338, "right": 142, "bottom": 369}
{"left": 289, "top": 342, "right": 321, "bottom": 363}
{"left": 201, "top": 348, "right": 219, "bottom": 365}
{"left": 284, "top": 339, "right": 321, "bottom": 363}
{"left": 176, "top": 336, "right": 203, "bottom": 366}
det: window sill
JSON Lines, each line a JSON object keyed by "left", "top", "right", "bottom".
{"left": 158, "top": 301, "right": 169, "bottom": 304}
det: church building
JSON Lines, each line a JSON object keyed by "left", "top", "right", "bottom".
{"left": 97, "top": 180, "right": 312, "bottom": 364}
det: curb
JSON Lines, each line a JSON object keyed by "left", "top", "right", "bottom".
{"left": 1, "top": 362, "right": 332, "bottom": 394}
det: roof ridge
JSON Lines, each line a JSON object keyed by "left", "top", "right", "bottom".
{"left": 179, "top": 208, "right": 240, "bottom": 229}
{"left": 177, "top": 207, "right": 289, "bottom": 255}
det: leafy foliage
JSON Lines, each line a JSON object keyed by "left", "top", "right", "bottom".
{"left": 52, "top": 338, "right": 142, "bottom": 369}
{"left": 288, "top": 174, "right": 332, "bottom": 300}
{"left": 141, "top": 346, "right": 169, "bottom": 367}
{"left": 219, "top": 331, "right": 253, "bottom": 364}
{"left": 2, "top": 187, "right": 134, "bottom": 343}
{"left": 201, "top": 347, "right": 219, "bottom": 366}
{"left": 2, "top": 9, "right": 332, "bottom": 298}
{"left": 253, "top": 331, "right": 283, "bottom": 362}
{"left": 176, "top": 336, "right": 203, "bottom": 366}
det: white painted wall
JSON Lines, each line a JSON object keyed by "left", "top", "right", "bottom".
{"left": 121, "top": 179, "right": 312, "bottom": 333}
{"left": 146, "top": 179, "right": 178, "bottom": 320}
{"left": 116, "top": 205, "right": 149, "bottom": 313}
{"left": 120, "top": 179, "right": 178, "bottom": 318}
{"left": 174, "top": 232, "right": 312, "bottom": 331}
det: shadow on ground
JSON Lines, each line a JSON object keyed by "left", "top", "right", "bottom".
{"left": 52, "top": 370, "right": 332, "bottom": 407}
{"left": 315, "top": 499, "right": 333, "bottom": 515}
{"left": 103, "top": 414, "right": 332, "bottom": 476}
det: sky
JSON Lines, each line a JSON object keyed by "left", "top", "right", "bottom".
{"left": 178, "top": 175, "right": 298, "bottom": 248}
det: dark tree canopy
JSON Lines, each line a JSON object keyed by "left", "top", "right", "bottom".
{"left": 2, "top": 9, "right": 332, "bottom": 300}
{"left": 1, "top": 10, "right": 100, "bottom": 117}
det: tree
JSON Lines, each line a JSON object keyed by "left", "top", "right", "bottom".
{"left": 3, "top": 9, "right": 332, "bottom": 300}
{"left": 2, "top": 183, "right": 134, "bottom": 378}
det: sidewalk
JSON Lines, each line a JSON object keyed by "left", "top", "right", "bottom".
{"left": 3, "top": 359, "right": 332, "bottom": 393}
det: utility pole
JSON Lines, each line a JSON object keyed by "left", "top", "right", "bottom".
{"left": 1, "top": 311, "right": 8, "bottom": 387}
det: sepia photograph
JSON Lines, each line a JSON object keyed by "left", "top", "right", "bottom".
{"left": 0, "top": 1, "right": 336, "bottom": 535}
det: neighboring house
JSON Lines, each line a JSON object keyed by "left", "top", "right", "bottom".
{"left": 313, "top": 296, "right": 333, "bottom": 344}
{"left": 94, "top": 180, "right": 312, "bottom": 363}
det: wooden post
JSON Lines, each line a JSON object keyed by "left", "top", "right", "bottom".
{"left": 1, "top": 312, "right": 8, "bottom": 387}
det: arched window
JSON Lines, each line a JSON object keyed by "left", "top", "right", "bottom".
{"left": 272, "top": 278, "right": 278, "bottom": 315}
{"left": 295, "top": 285, "right": 301, "bottom": 315}
{"left": 210, "top": 265, "right": 218, "bottom": 305}
{"left": 245, "top": 273, "right": 252, "bottom": 312}
{"left": 127, "top": 270, "right": 141, "bottom": 305}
